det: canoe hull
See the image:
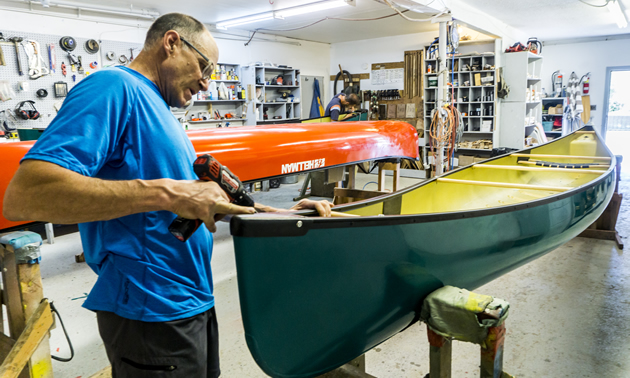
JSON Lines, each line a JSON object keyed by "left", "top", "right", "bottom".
{"left": 233, "top": 175, "right": 614, "bottom": 378}
{"left": 230, "top": 128, "right": 616, "bottom": 378}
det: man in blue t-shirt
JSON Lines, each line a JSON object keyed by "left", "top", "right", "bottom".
{"left": 3, "top": 13, "right": 332, "bottom": 378}
{"left": 324, "top": 92, "right": 360, "bottom": 121}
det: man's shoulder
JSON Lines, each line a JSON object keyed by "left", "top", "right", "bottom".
{"left": 84, "top": 68, "right": 141, "bottom": 88}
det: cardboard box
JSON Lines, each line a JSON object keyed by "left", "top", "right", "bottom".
{"left": 474, "top": 73, "right": 482, "bottom": 86}
{"left": 474, "top": 157, "right": 487, "bottom": 163}
{"left": 458, "top": 155, "right": 475, "bottom": 166}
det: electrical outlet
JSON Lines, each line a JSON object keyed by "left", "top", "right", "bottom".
{"left": 591, "top": 105, "right": 596, "bottom": 111}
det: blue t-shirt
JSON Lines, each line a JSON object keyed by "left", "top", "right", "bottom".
{"left": 324, "top": 93, "right": 344, "bottom": 121}
{"left": 23, "top": 67, "right": 215, "bottom": 322}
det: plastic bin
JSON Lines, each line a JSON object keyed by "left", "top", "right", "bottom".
{"left": 542, "top": 121, "right": 553, "bottom": 131}
{"left": 17, "top": 129, "right": 45, "bottom": 141}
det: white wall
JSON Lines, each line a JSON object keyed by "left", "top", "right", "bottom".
{"left": 541, "top": 38, "right": 630, "bottom": 133}
{"left": 0, "top": 9, "right": 331, "bottom": 118}
{"left": 329, "top": 30, "right": 439, "bottom": 99}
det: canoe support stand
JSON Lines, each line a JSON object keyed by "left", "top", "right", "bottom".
{"left": 0, "top": 232, "right": 54, "bottom": 378}
{"left": 425, "top": 324, "right": 513, "bottom": 378}
{"left": 578, "top": 155, "right": 624, "bottom": 249}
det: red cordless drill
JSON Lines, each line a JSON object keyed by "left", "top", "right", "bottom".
{"left": 169, "top": 154, "right": 255, "bottom": 242}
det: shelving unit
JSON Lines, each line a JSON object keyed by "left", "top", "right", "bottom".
{"left": 186, "top": 63, "right": 248, "bottom": 130}
{"left": 423, "top": 52, "right": 498, "bottom": 155}
{"left": 499, "top": 52, "right": 544, "bottom": 148}
{"left": 244, "top": 65, "right": 301, "bottom": 124}
{"left": 542, "top": 97, "right": 567, "bottom": 139}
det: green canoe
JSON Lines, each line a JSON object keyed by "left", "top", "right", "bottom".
{"left": 230, "top": 126, "right": 615, "bottom": 378}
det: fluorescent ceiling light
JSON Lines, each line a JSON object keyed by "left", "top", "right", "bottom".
{"left": 216, "top": 14, "right": 274, "bottom": 29}
{"left": 215, "top": 0, "right": 351, "bottom": 30}
{"left": 275, "top": 0, "right": 347, "bottom": 18}
{"left": 606, "top": 0, "right": 628, "bottom": 28}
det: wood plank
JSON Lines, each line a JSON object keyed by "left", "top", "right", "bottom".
{"left": 1, "top": 248, "right": 26, "bottom": 340}
{"left": 18, "top": 264, "right": 52, "bottom": 378}
{"left": 511, "top": 154, "right": 611, "bottom": 161}
{"left": 0, "top": 300, "right": 53, "bottom": 378}
{"left": 371, "top": 62, "right": 405, "bottom": 70}
{"left": 518, "top": 161, "right": 609, "bottom": 168}
{"left": 437, "top": 178, "right": 572, "bottom": 192}
{"left": 473, "top": 165, "right": 605, "bottom": 174}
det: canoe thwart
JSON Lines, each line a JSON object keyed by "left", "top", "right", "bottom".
{"left": 437, "top": 178, "right": 572, "bottom": 192}
{"left": 511, "top": 153, "right": 611, "bottom": 161}
{"left": 474, "top": 165, "right": 605, "bottom": 174}
{"left": 518, "top": 161, "right": 609, "bottom": 169}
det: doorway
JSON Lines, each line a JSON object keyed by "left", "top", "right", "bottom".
{"left": 602, "top": 67, "right": 630, "bottom": 174}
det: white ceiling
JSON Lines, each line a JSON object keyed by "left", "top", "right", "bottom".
{"left": 6, "top": 0, "right": 630, "bottom": 44}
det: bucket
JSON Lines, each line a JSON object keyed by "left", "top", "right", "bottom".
{"left": 542, "top": 121, "right": 553, "bottom": 131}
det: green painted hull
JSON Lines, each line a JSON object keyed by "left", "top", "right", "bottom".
{"left": 230, "top": 128, "right": 616, "bottom": 378}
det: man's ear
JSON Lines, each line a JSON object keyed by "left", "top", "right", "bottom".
{"left": 162, "top": 30, "right": 180, "bottom": 57}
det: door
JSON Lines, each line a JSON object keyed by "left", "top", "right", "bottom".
{"left": 602, "top": 67, "right": 630, "bottom": 172}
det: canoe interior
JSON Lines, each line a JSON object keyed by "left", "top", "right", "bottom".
{"left": 342, "top": 131, "right": 611, "bottom": 216}
{"left": 230, "top": 128, "right": 616, "bottom": 378}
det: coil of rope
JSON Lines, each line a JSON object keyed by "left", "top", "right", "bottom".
{"left": 429, "top": 103, "right": 463, "bottom": 173}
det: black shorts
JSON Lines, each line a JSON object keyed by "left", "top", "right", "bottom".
{"left": 97, "top": 307, "right": 220, "bottom": 378}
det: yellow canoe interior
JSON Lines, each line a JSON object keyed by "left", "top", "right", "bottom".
{"left": 342, "top": 131, "right": 612, "bottom": 216}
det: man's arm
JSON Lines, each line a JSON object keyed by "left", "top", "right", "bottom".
{"left": 3, "top": 160, "right": 254, "bottom": 232}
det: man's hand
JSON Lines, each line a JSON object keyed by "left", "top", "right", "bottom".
{"left": 168, "top": 180, "right": 255, "bottom": 233}
{"left": 290, "top": 199, "right": 334, "bottom": 217}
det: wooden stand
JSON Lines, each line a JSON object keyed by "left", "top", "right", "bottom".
{"left": 579, "top": 155, "right": 624, "bottom": 249}
{"left": 333, "top": 162, "right": 400, "bottom": 205}
{"left": 0, "top": 241, "right": 53, "bottom": 378}
{"left": 425, "top": 324, "right": 512, "bottom": 378}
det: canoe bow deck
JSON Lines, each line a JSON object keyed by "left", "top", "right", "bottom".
{"left": 230, "top": 127, "right": 615, "bottom": 378}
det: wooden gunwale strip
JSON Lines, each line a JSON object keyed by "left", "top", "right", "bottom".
{"left": 473, "top": 165, "right": 605, "bottom": 174}
{"left": 437, "top": 178, "right": 571, "bottom": 192}
{"left": 511, "top": 154, "right": 611, "bottom": 161}
{"left": 519, "top": 160, "right": 610, "bottom": 168}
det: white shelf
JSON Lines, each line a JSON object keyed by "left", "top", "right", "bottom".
{"left": 189, "top": 118, "right": 246, "bottom": 124}
{"left": 193, "top": 99, "right": 246, "bottom": 103}
{"left": 257, "top": 117, "right": 300, "bottom": 123}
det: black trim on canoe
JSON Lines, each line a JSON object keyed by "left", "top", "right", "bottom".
{"left": 231, "top": 126, "right": 616, "bottom": 238}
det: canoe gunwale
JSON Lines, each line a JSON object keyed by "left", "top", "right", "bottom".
{"left": 231, "top": 126, "right": 616, "bottom": 238}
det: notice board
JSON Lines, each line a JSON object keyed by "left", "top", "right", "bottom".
{"left": 371, "top": 62, "right": 404, "bottom": 85}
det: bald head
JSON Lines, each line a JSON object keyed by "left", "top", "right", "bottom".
{"left": 145, "top": 13, "right": 207, "bottom": 49}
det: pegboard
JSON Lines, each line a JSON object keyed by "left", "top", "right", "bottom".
{"left": 0, "top": 29, "right": 142, "bottom": 129}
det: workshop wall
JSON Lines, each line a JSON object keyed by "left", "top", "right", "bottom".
{"left": 0, "top": 9, "right": 330, "bottom": 127}
{"left": 541, "top": 38, "right": 630, "bottom": 134}
{"left": 329, "top": 30, "right": 439, "bottom": 98}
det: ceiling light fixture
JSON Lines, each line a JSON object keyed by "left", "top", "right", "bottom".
{"left": 275, "top": 0, "right": 348, "bottom": 18}
{"left": 606, "top": 0, "right": 628, "bottom": 28}
{"left": 216, "top": 14, "right": 275, "bottom": 29}
{"left": 215, "top": 0, "right": 352, "bottom": 30}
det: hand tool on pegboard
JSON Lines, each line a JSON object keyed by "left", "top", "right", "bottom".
{"left": 8, "top": 36, "right": 24, "bottom": 75}
{"left": 0, "top": 33, "right": 6, "bottom": 66}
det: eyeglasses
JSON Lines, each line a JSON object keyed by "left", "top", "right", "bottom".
{"left": 180, "top": 36, "right": 214, "bottom": 81}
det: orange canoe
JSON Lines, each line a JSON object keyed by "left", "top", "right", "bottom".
{"left": 0, "top": 121, "right": 419, "bottom": 230}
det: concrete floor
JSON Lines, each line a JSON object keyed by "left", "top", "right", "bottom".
{"left": 32, "top": 144, "right": 630, "bottom": 377}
